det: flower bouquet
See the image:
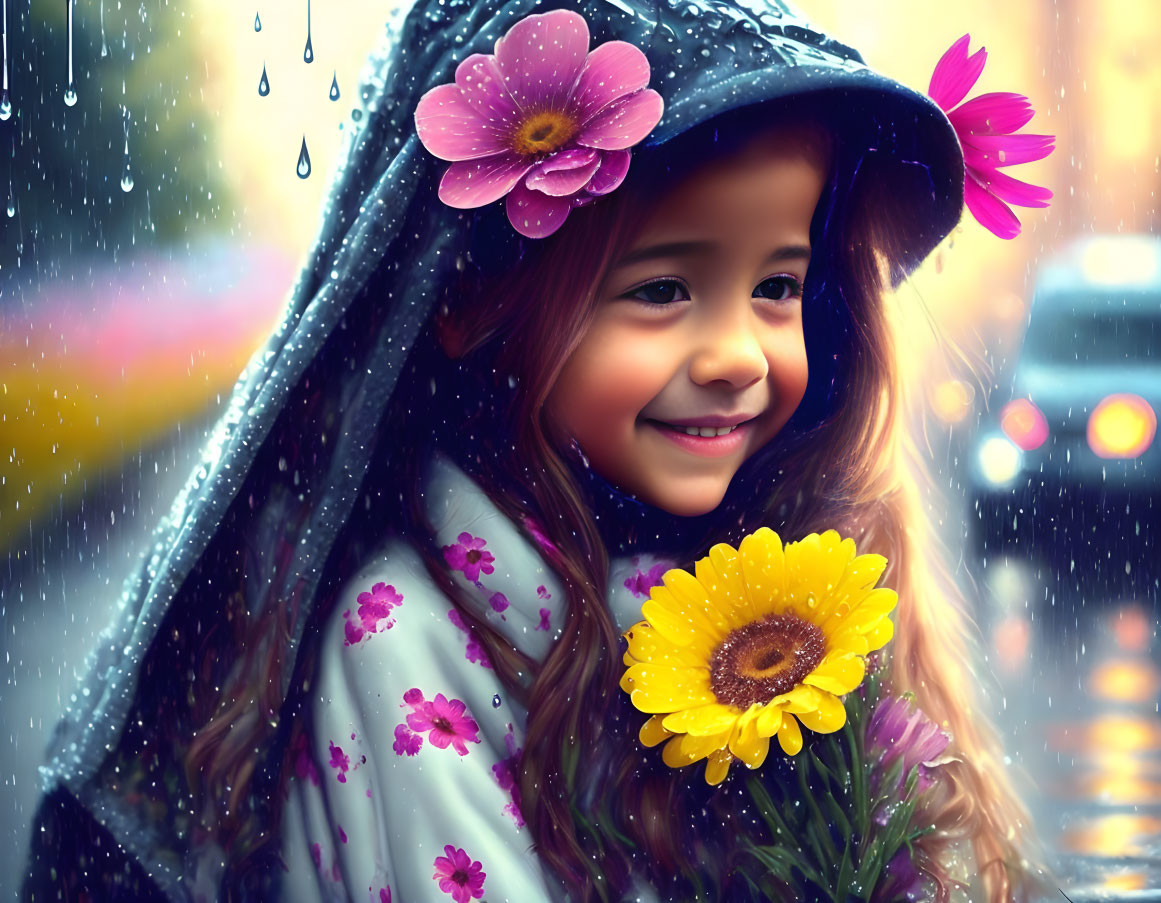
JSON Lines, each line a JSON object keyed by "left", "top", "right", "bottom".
{"left": 619, "top": 528, "right": 960, "bottom": 902}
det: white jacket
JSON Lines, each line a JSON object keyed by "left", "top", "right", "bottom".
{"left": 278, "top": 451, "right": 674, "bottom": 902}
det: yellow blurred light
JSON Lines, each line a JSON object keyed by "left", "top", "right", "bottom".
{"left": 1088, "top": 393, "right": 1157, "bottom": 458}
{"left": 1081, "top": 236, "right": 1161, "bottom": 285}
{"left": 1103, "top": 872, "right": 1148, "bottom": 892}
{"left": 1049, "top": 714, "right": 1161, "bottom": 753}
{"left": 1059, "top": 814, "right": 1161, "bottom": 857}
{"left": 978, "top": 435, "right": 1022, "bottom": 485}
{"left": 930, "top": 378, "right": 975, "bottom": 424}
{"left": 1089, "top": 660, "right": 1161, "bottom": 704}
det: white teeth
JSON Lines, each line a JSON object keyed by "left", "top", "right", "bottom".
{"left": 677, "top": 424, "right": 737, "bottom": 437}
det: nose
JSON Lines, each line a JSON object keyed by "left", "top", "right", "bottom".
{"left": 688, "top": 304, "right": 769, "bottom": 389}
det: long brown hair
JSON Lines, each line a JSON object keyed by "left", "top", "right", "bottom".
{"left": 188, "top": 99, "right": 1060, "bottom": 900}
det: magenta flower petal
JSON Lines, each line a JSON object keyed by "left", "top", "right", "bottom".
{"left": 506, "top": 180, "right": 575, "bottom": 238}
{"left": 586, "top": 149, "right": 632, "bottom": 195}
{"left": 928, "top": 36, "right": 1054, "bottom": 240}
{"left": 948, "top": 91, "right": 1035, "bottom": 136}
{"left": 493, "top": 10, "right": 590, "bottom": 112}
{"left": 927, "top": 34, "right": 987, "bottom": 113}
{"left": 978, "top": 167, "right": 1053, "bottom": 208}
{"left": 414, "top": 82, "right": 513, "bottom": 162}
{"left": 453, "top": 53, "right": 523, "bottom": 124}
{"left": 576, "top": 88, "right": 664, "bottom": 150}
{"left": 964, "top": 175, "right": 1021, "bottom": 239}
{"left": 438, "top": 153, "right": 537, "bottom": 209}
{"left": 569, "top": 40, "right": 653, "bottom": 124}
{"left": 961, "top": 133, "right": 1055, "bottom": 167}
{"left": 525, "top": 149, "right": 602, "bottom": 196}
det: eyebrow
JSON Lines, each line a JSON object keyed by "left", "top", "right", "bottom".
{"left": 612, "top": 241, "right": 812, "bottom": 270}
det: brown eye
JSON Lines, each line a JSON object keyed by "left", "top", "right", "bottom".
{"left": 757, "top": 275, "right": 803, "bottom": 302}
{"left": 625, "top": 279, "right": 690, "bottom": 306}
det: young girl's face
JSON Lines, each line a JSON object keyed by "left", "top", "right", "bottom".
{"left": 545, "top": 124, "right": 828, "bottom": 517}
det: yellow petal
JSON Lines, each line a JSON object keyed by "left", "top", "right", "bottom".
{"left": 664, "top": 568, "right": 732, "bottom": 640}
{"left": 802, "top": 652, "right": 866, "bottom": 696}
{"left": 622, "top": 663, "right": 713, "bottom": 712}
{"left": 826, "top": 625, "right": 871, "bottom": 656}
{"left": 662, "top": 703, "right": 742, "bottom": 737}
{"left": 739, "top": 528, "right": 787, "bottom": 617}
{"left": 704, "top": 748, "right": 734, "bottom": 785}
{"left": 784, "top": 531, "right": 854, "bottom": 621}
{"left": 624, "top": 622, "right": 707, "bottom": 670}
{"left": 771, "top": 684, "right": 827, "bottom": 714}
{"left": 795, "top": 690, "right": 847, "bottom": 734}
{"left": 642, "top": 588, "right": 701, "bottom": 648}
{"left": 864, "top": 616, "right": 894, "bottom": 651}
{"left": 662, "top": 730, "right": 729, "bottom": 768}
{"left": 707, "top": 542, "right": 757, "bottom": 622}
{"left": 755, "top": 702, "right": 784, "bottom": 736}
{"left": 694, "top": 555, "right": 749, "bottom": 626}
{"left": 835, "top": 588, "right": 899, "bottom": 633}
{"left": 728, "top": 706, "right": 770, "bottom": 769}
{"left": 777, "top": 712, "right": 803, "bottom": 755}
{"left": 639, "top": 714, "right": 675, "bottom": 748}
{"left": 813, "top": 552, "right": 888, "bottom": 624}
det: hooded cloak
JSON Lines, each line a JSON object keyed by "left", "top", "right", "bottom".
{"left": 24, "top": 0, "right": 964, "bottom": 899}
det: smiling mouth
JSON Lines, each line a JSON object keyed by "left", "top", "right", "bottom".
{"left": 644, "top": 417, "right": 759, "bottom": 437}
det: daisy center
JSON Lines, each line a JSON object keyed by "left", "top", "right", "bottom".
{"left": 709, "top": 613, "right": 827, "bottom": 710}
{"left": 512, "top": 110, "right": 578, "bottom": 156}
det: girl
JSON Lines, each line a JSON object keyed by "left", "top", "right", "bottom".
{"left": 25, "top": 1, "right": 1059, "bottom": 901}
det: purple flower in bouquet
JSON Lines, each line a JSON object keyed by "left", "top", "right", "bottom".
{"left": 866, "top": 694, "right": 954, "bottom": 800}
{"left": 414, "top": 8, "right": 664, "bottom": 239}
{"left": 927, "top": 34, "right": 1054, "bottom": 239}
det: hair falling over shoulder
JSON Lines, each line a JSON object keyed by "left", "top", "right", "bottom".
{"left": 183, "top": 107, "right": 1059, "bottom": 901}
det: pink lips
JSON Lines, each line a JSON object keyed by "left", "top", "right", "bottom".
{"left": 647, "top": 419, "right": 752, "bottom": 458}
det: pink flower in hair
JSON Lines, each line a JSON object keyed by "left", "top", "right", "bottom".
{"left": 928, "top": 34, "right": 1054, "bottom": 239}
{"left": 414, "top": 8, "right": 664, "bottom": 239}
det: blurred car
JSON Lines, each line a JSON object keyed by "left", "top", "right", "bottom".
{"left": 967, "top": 235, "right": 1160, "bottom": 577}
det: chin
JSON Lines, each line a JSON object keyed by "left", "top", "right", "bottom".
{"left": 648, "top": 487, "right": 728, "bottom": 518}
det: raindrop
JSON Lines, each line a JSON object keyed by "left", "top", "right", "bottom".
{"left": 303, "top": 0, "right": 314, "bottom": 63}
{"left": 253, "top": 10, "right": 261, "bottom": 32}
{"left": 120, "top": 111, "right": 133, "bottom": 192}
{"left": 492, "top": 694, "right": 501, "bottom": 708}
{"left": 258, "top": 63, "right": 270, "bottom": 97}
{"left": 328, "top": 70, "right": 340, "bottom": 101}
{"left": 351, "top": 108, "right": 363, "bottom": 122}
{"left": 2, "top": 0, "right": 11, "bottom": 119}
{"left": 296, "top": 135, "right": 311, "bottom": 179}
{"left": 5, "top": 187, "right": 14, "bottom": 218}
{"left": 100, "top": 0, "right": 108, "bottom": 57}
{"left": 64, "top": 0, "right": 77, "bottom": 106}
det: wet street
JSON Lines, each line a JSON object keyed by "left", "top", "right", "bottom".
{"left": 981, "top": 550, "right": 1161, "bottom": 901}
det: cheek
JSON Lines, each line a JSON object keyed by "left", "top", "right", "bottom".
{"left": 556, "top": 326, "right": 668, "bottom": 425}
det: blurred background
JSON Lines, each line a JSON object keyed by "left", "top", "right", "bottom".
{"left": 0, "top": 0, "right": 1158, "bottom": 900}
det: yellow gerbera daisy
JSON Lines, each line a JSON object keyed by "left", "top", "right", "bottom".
{"left": 619, "top": 527, "right": 896, "bottom": 786}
